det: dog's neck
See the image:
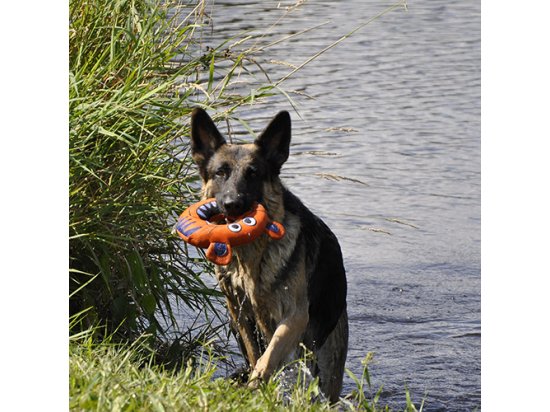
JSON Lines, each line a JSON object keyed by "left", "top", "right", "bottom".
{"left": 261, "top": 177, "right": 285, "bottom": 222}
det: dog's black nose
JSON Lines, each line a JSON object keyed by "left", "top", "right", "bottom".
{"left": 221, "top": 195, "right": 245, "bottom": 218}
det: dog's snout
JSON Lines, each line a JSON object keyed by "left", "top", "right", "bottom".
{"left": 221, "top": 194, "right": 245, "bottom": 217}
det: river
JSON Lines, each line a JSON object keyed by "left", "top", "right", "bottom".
{"left": 185, "top": 1, "right": 481, "bottom": 410}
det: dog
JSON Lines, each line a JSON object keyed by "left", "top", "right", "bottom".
{"left": 190, "top": 108, "right": 348, "bottom": 402}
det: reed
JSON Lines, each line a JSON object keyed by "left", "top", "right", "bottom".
{"left": 69, "top": 0, "right": 280, "bottom": 344}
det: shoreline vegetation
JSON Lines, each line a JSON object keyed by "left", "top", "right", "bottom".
{"left": 70, "top": 332, "right": 424, "bottom": 411}
{"left": 68, "top": 0, "right": 420, "bottom": 409}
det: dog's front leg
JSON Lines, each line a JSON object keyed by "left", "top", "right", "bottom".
{"left": 249, "top": 310, "right": 309, "bottom": 385}
{"left": 226, "top": 296, "right": 261, "bottom": 368}
{"left": 217, "top": 272, "right": 262, "bottom": 370}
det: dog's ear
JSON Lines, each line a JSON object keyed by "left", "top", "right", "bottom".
{"left": 190, "top": 108, "right": 226, "bottom": 180}
{"left": 254, "top": 111, "right": 291, "bottom": 175}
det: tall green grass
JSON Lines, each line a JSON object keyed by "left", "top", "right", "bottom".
{"left": 69, "top": 0, "right": 280, "bottom": 345}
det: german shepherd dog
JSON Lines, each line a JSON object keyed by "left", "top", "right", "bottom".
{"left": 190, "top": 108, "right": 348, "bottom": 401}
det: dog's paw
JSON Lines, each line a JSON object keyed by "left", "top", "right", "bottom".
{"left": 248, "top": 355, "right": 271, "bottom": 387}
{"left": 247, "top": 376, "right": 261, "bottom": 390}
{"left": 248, "top": 368, "right": 263, "bottom": 388}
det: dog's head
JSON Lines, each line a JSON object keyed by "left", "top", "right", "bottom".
{"left": 190, "top": 108, "right": 291, "bottom": 218}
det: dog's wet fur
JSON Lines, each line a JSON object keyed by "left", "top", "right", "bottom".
{"left": 190, "top": 108, "right": 348, "bottom": 401}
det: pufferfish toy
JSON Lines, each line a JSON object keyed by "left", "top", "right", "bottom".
{"left": 175, "top": 197, "right": 285, "bottom": 265}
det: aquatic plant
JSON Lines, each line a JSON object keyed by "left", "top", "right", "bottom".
{"left": 69, "top": 0, "right": 280, "bottom": 345}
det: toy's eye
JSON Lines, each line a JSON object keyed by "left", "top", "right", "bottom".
{"left": 228, "top": 223, "right": 242, "bottom": 233}
{"left": 242, "top": 217, "right": 256, "bottom": 226}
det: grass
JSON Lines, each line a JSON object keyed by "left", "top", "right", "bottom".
{"left": 70, "top": 0, "right": 208, "bottom": 340}
{"left": 69, "top": 332, "right": 424, "bottom": 412}
{"left": 70, "top": 330, "right": 328, "bottom": 411}
{"left": 68, "top": 0, "right": 287, "bottom": 343}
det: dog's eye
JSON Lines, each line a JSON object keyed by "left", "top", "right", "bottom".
{"left": 215, "top": 168, "right": 227, "bottom": 178}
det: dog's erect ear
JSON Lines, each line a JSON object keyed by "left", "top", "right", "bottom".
{"left": 254, "top": 111, "right": 291, "bottom": 175}
{"left": 190, "top": 108, "right": 226, "bottom": 180}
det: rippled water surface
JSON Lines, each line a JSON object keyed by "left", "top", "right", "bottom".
{"left": 186, "top": 1, "right": 480, "bottom": 410}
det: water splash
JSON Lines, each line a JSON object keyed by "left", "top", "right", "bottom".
{"left": 274, "top": 358, "right": 328, "bottom": 405}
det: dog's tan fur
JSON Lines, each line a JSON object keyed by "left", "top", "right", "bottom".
{"left": 203, "top": 165, "right": 309, "bottom": 377}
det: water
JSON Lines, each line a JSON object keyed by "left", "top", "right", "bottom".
{"left": 184, "top": 1, "right": 481, "bottom": 410}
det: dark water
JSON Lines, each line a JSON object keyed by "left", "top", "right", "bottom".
{"left": 185, "top": 1, "right": 481, "bottom": 410}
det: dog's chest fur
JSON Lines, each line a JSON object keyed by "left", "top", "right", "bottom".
{"left": 215, "top": 210, "right": 305, "bottom": 340}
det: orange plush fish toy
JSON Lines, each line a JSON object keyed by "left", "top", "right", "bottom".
{"left": 175, "top": 198, "right": 285, "bottom": 265}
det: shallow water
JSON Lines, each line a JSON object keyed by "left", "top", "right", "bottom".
{"left": 183, "top": 1, "right": 480, "bottom": 410}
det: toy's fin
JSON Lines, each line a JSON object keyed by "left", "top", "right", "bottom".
{"left": 206, "top": 242, "right": 232, "bottom": 266}
{"left": 175, "top": 217, "right": 201, "bottom": 240}
{"left": 265, "top": 221, "right": 285, "bottom": 240}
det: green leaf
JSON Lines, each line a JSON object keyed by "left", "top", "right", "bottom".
{"left": 141, "top": 294, "right": 157, "bottom": 316}
{"left": 207, "top": 52, "right": 215, "bottom": 93}
{"left": 127, "top": 250, "right": 148, "bottom": 291}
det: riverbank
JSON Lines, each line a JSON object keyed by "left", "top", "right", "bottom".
{"left": 69, "top": 335, "right": 423, "bottom": 411}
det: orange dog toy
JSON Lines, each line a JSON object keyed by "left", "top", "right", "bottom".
{"left": 175, "top": 198, "right": 285, "bottom": 265}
